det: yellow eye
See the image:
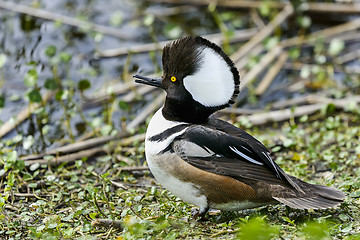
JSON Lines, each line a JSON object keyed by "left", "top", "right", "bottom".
{"left": 170, "top": 76, "right": 177, "bottom": 82}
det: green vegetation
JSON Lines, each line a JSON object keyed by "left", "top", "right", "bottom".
{"left": 0, "top": 0, "right": 360, "bottom": 239}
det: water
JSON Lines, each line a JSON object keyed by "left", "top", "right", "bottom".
{"left": 1, "top": 0, "right": 359, "bottom": 153}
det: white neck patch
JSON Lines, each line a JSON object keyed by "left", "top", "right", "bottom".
{"left": 183, "top": 47, "right": 234, "bottom": 107}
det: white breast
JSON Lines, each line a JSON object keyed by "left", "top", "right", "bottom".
{"left": 145, "top": 109, "right": 208, "bottom": 210}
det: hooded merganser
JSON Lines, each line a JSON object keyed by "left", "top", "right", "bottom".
{"left": 134, "top": 36, "right": 345, "bottom": 217}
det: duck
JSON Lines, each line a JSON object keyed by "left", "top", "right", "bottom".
{"left": 133, "top": 36, "right": 345, "bottom": 218}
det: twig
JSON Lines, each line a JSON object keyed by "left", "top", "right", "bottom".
{"left": 0, "top": 0, "right": 130, "bottom": 39}
{"left": 119, "top": 166, "right": 149, "bottom": 172}
{"left": 144, "top": 0, "right": 286, "bottom": 9}
{"left": 255, "top": 51, "right": 288, "bottom": 95}
{"left": 0, "top": 91, "right": 53, "bottom": 138}
{"left": 96, "top": 29, "right": 257, "bottom": 58}
{"left": 24, "top": 146, "right": 106, "bottom": 166}
{"left": 283, "top": 62, "right": 360, "bottom": 75}
{"left": 300, "top": 2, "right": 360, "bottom": 14}
{"left": 122, "top": 85, "right": 157, "bottom": 102}
{"left": 116, "top": 133, "right": 146, "bottom": 146}
{"left": 21, "top": 131, "right": 129, "bottom": 161}
{"left": 1, "top": 193, "right": 51, "bottom": 198}
{"left": 218, "top": 108, "right": 264, "bottom": 116}
{"left": 110, "top": 180, "right": 128, "bottom": 190}
{"left": 271, "top": 94, "right": 327, "bottom": 110}
{"left": 240, "top": 45, "right": 283, "bottom": 89}
{"left": 83, "top": 81, "right": 137, "bottom": 107}
{"left": 237, "top": 96, "right": 360, "bottom": 126}
{"left": 281, "top": 18, "right": 360, "bottom": 48}
{"left": 337, "top": 49, "right": 360, "bottom": 64}
{"left": 231, "top": 4, "right": 293, "bottom": 63}
{"left": 91, "top": 219, "right": 123, "bottom": 229}
{"left": 236, "top": 44, "right": 264, "bottom": 74}
{"left": 250, "top": 8, "right": 265, "bottom": 29}
{"left": 126, "top": 93, "right": 165, "bottom": 130}
{"left": 239, "top": 103, "right": 322, "bottom": 126}
{"left": 23, "top": 133, "right": 145, "bottom": 166}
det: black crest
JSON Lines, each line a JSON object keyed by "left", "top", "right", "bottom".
{"left": 162, "top": 36, "right": 240, "bottom": 106}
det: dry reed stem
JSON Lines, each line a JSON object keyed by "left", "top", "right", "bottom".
{"left": 0, "top": 0, "right": 130, "bottom": 39}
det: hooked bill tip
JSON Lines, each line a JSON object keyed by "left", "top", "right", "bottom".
{"left": 133, "top": 75, "right": 163, "bottom": 89}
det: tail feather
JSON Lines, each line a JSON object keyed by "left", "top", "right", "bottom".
{"left": 273, "top": 176, "right": 345, "bottom": 210}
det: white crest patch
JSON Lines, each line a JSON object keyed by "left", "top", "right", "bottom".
{"left": 183, "top": 47, "right": 234, "bottom": 107}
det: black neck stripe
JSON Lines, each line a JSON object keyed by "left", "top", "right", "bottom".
{"left": 149, "top": 124, "right": 189, "bottom": 142}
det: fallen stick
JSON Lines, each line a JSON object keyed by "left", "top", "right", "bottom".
{"left": 231, "top": 4, "right": 293, "bottom": 63}
{"left": 24, "top": 146, "right": 106, "bottom": 166}
{"left": 144, "top": 0, "right": 286, "bottom": 9}
{"left": 283, "top": 62, "right": 360, "bottom": 75}
{"left": 83, "top": 81, "right": 137, "bottom": 107}
{"left": 300, "top": 2, "right": 360, "bottom": 14}
{"left": 255, "top": 51, "right": 288, "bottom": 95}
{"left": 240, "top": 45, "right": 283, "bottom": 89}
{"left": 337, "top": 49, "right": 360, "bottom": 64}
{"left": 250, "top": 8, "right": 265, "bottom": 29}
{"left": 97, "top": 28, "right": 258, "bottom": 58}
{"left": 126, "top": 93, "right": 165, "bottom": 130}
{"left": 1, "top": 193, "right": 52, "bottom": 198}
{"left": 23, "top": 133, "right": 145, "bottom": 166}
{"left": 271, "top": 94, "right": 328, "bottom": 110}
{"left": 110, "top": 180, "right": 128, "bottom": 190}
{"left": 119, "top": 166, "right": 149, "bottom": 172}
{"left": 0, "top": 91, "right": 53, "bottom": 138}
{"left": 235, "top": 44, "right": 264, "bottom": 73}
{"left": 0, "top": 0, "right": 130, "bottom": 39}
{"left": 83, "top": 84, "right": 155, "bottom": 108}
{"left": 238, "top": 96, "right": 360, "bottom": 125}
{"left": 281, "top": 17, "right": 360, "bottom": 48}
{"left": 218, "top": 108, "right": 264, "bottom": 115}
{"left": 21, "top": 132, "right": 129, "bottom": 161}
{"left": 21, "top": 87, "right": 153, "bottom": 163}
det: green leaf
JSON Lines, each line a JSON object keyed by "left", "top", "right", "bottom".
{"left": 55, "top": 89, "right": 63, "bottom": 101}
{"left": 30, "top": 163, "right": 40, "bottom": 171}
{"left": 59, "top": 52, "right": 71, "bottom": 63}
{"left": 110, "top": 11, "right": 123, "bottom": 26}
{"left": 301, "top": 221, "right": 330, "bottom": 240}
{"left": 28, "top": 183, "right": 38, "bottom": 188}
{"left": 78, "top": 79, "right": 91, "bottom": 91}
{"left": 44, "top": 78, "right": 59, "bottom": 90}
{"left": 27, "top": 89, "right": 42, "bottom": 103}
{"left": 143, "top": 14, "right": 155, "bottom": 26}
{"left": 6, "top": 151, "right": 18, "bottom": 162}
{"left": 23, "top": 135, "right": 35, "bottom": 150}
{"left": 0, "top": 53, "right": 7, "bottom": 69}
{"left": 350, "top": 190, "right": 360, "bottom": 198}
{"left": 0, "top": 95, "right": 4, "bottom": 108}
{"left": 0, "top": 196, "right": 5, "bottom": 208}
{"left": 164, "top": 23, "right": 182, "bottom": 39}
{"left": 89, "top": 212, "right": 97, "bottom": 219}
{"left": 24, "top": 69, "right": 38, "bottom": 87}
{"left": 297, "top": 15, "right": 311, "bottom": 28}
{"left": 118, "top": 100, "right": 129, "bottom": 110}
{"left": 237, "top": 217, "right": 279, "bottom": 240}
{"left": 36, "top": 224, "right": 46, "bottom": 232}
{"left": 328, "top": 39, "right": 345, "bottom": 56}
{"left": 45, "top": 45, "right": 57, "bottom": 57}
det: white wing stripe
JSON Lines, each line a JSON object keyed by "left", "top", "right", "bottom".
{"left": 229, "top": 146, "right": 264, "bottom": 165}
{"left": 262, "top": 152, "right": 281, "bottom": 177}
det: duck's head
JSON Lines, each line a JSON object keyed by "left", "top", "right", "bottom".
{"left": 134, "top": 36, "right": 240, "bottom": 123}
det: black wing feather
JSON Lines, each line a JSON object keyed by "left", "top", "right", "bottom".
{"left": 171, "top": 119, "right": 304, "bottom": 192}
{"left": 177, "top": 124, "right": 283, "bottom": 179}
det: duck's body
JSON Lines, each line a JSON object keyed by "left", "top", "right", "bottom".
{"left": 134, "top": 36, "right": 345, "bottom": 216}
